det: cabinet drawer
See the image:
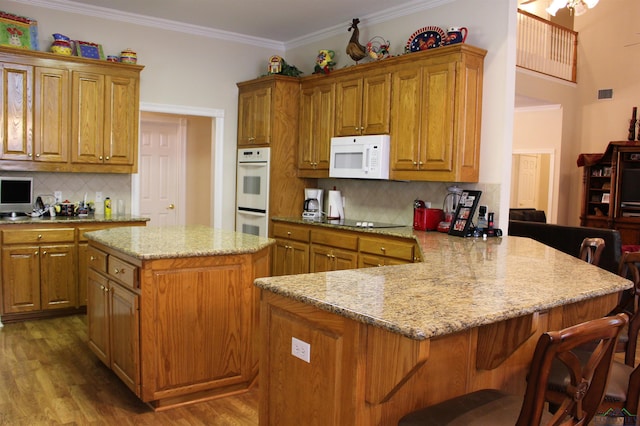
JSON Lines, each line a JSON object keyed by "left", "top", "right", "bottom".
{"left": 108, "top": 256, "right": 139, "bottom": 289}
{"left": 3, "top": 228, "right": 75, "bottom": 244}
{"left": 87, "top": 246, "right": 107, "bottom": 273}
{"left": 311, "top": 229, "right": 358, "bottom": 251}
{"left": 359, "top": 236, "right": 415, "bottom": 261}
{"left": 272, "top": 223, "right": 310, "bottom": 242}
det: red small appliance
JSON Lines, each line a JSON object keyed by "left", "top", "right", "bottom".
{"left": 413, "top": 201, "right": 444, "bottom": 231}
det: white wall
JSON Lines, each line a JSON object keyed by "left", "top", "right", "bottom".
{"left": 7, "top": 1, "right": 277, "bottom": 230}
{"left": 8, "top": 0, "right": 518, "bottom": 229}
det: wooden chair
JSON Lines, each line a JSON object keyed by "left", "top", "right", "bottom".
{"left": 598, "top": 357, "right": 640, "bottom": 415}
{"left": 397, "top": 313, "right": 628, "bottom": 426}
{"left": 579, "top": 237, "right": 606, "bottom": 266}
{"left": 610, "top": 251, "right": 640, "bottom": 366}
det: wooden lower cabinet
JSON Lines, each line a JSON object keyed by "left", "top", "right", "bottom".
{"left": 259, "top": 291, "right": 617, "bottom": 425}
{"left": 272, "top": 221, "right": 420, "bottom": 274}
{"left": 87, "top": 256, "right": 140, "bottom": 396}
{"left": 1, "top": 228, "right": 76, "bottom": 314}
{"left": 310, "top": 244, "right": 358, "bottom": 272}
{"left": 87, "top": 240, "right": 271, "bottom": 409}
{"left": 0, "top": 220, "right": 146, "bottom": 323}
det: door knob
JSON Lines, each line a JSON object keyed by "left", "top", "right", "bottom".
{"left": 168, "top": 204, "right": 175, "bottom": 209}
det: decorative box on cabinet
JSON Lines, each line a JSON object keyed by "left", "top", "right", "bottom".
{"left": 0, "top": 46, "right": 143, "bottom": 173}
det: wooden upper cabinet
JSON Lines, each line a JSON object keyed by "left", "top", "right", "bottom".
{"left": 390, "top": 47, "right": 485, "bottom": 182}
{"left": 34, "top": 67, "right": 70, "bottom": 163}
{"left": 72, "top": 71, "right": 138, "bottom": 168}
{"left": 298, "top": 79, "right": 334, "bottom": 177}
{"left": 104, "top": 74, "right": 137, "bottom": 166}
{"left": 0, "top": 62, "right": 33, "bottom": 161}
{"left": 71, "top": 71, "right": 104, "bottom": 165}
{"left": 238, "top": 85, "right": 272, "bottom": 146}
{"left": 0, "top": 46, "right": 142, "bottom": 173}
{"left": 334, "top": 72, "right": 390, "bottom": 136}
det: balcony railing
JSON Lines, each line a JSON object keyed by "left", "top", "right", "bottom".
{"left": 517, "top": 9, "right": 578, "bottom": 82}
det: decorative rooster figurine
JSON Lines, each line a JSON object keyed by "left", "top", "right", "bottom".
{"left": 346, "top": 18, "right": 367, "bottom": 63}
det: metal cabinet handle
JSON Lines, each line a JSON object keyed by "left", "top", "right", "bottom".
{"left": 38, "top": 234, "right": 42, "bottom": 239}
{"left": 90, "top": 255, "right": 97, "bottom": 261}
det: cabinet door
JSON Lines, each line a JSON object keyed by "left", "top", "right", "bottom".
{"left": 34, "top": 67, "right": 69, "bottom": 163}
{"left": 310, "top": 245, "right": 357, "bottom": 272}
{"left": 0, "top": 62, "right": 33, "bottom": 160}
{"left": 238, "top": 86, "right": 271, "bottom": 146}
{"left": 419, "top": 62, "right": 455, "bottom": 173}
{"left": 358, "top": 254, "right": 411, "bottom": 269}
{"left": 40, "top": 243, "right": 77, "bottom": 310}
{"left": 298, "top": 81, "right": 334, "bottom": 176}
{"left": 361, "top": 72, "right": 390, "bottom": 135}
{"left": 78, "top": 242, "right": 88, "bottom": 306}
{"left": 110, "top": 281, "right": 140, "bottom": 396}
{"left": 87, "top": 270, "right": 110, "bottom": 365}
{"left": 71, "top": 71, "right": 105, "bottom": 164}
{"left": 334, "top": 76, "right": 363, "bottom": 136}
{"left": 332, "top": 248, "right": 358, "bottom": 271}
{"left": 390, "top": 67, "right": 422, "bottom": 173}
{"left": 1, "top": 245, "right": 40, "bottom": 313}
{"left": 104, "top": 74, "right": 136, "bottom": 165}
{"left": 273, "top": 239, "right": 309, "bottom": 276}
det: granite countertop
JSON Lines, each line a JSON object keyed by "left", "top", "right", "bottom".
{"left": 85, "top": 225, "right": 275, "bottom": 260}
{"left": 255, "top": 231, "right": 632, "bottom": 341}
{"left": 0, "top": 214, "right": 150, "bottom": 225}
{"left": 272, "top": 216, "right": 415, "bottom": 238}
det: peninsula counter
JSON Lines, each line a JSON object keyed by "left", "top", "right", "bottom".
{"left": 85, "top": 226, "right": 274, "bottom": 410}
{"left": 255, "top": 233, "right": 632, "bottom": 425}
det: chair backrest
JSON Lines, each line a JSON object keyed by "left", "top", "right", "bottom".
{"left": 516, "top": 313, "right": 628, "bottom": 426}
{"left": 580, "top": 237, "right": 606, "bottom": 266}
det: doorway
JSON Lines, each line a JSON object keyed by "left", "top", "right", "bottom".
{"left": 510, "top": 152, "right": 553, "bottom": 214}
{"left": 132, "top": 104, "right": 224, "bottom": 227}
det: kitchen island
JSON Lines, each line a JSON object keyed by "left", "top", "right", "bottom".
{"left": 255, "top": 232, "right": 632, "bottom": 425}
{"left": 84, "top": 225, "right": 274, "bottom": 410}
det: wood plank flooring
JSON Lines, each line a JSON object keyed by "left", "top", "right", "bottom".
{"left": 0, "top": 315, "right": 259, "bottom": 425}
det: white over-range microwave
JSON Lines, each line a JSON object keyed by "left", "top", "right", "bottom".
{"left": 329, "top": 135, "right": 390, "bottom": 179}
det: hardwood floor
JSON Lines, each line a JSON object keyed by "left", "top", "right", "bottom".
{"left": 0, "top": 315, "right": 259, "bottom": 425}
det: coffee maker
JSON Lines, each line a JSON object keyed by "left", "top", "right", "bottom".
{"left": 302, "top": 188, "right": 324, "bottom": 220}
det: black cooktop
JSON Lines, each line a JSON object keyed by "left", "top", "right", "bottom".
{"left": 321, "top": 219, "right": 406, "bottom": 229}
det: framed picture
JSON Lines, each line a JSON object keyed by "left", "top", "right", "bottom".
{"left": 74, "top": 40, "right": 105, "bottom": 60}
{"left": 602, "top": 193, "right": 610, "bottom": 204}
{"left": 448, "top": 190, "right": 482, "bottom": 237}
{"left": 0, "top": 11, "right": 39, "bottom": 50}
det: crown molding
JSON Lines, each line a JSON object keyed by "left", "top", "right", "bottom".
{"left": 9, "top": 0, "right": 285, "bottom": 50}
{"left": 10, "top": 0, "right": 453, "bottom": 51}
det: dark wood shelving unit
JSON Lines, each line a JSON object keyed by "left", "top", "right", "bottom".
{"left": 580, "top": 141, "right": 640, "bottom": 245}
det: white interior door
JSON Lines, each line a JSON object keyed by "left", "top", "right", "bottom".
{"left": 514, "top": 154, "right": 539, "bottom": 208}
{"left": 138, "top": 115, "right": 186, "bottom": 226}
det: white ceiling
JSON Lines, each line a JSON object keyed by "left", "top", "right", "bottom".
{"left": 21, "top": 0, "right": 439, "bottom": 44}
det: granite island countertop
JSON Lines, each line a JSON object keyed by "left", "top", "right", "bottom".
{"left": 85, "top": 225, "right": 275, "bottom": 260}
{"left": 255, "top": 231, "right": 632, "bottom": 341}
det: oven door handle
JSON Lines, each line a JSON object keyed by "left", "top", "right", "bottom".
{"left": 237, "top": 207, "right": 267, "bottom": 215}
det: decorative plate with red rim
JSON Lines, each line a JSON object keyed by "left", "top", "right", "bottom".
{"left": 406, "top": 26, "right": 446, "bottom": 52}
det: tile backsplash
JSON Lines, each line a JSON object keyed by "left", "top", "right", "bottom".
{"left": 1, "top": 172, "right": 131, "bottom": 215}
{"left": 318, "top": 179, "right": 501, "bottom": 227}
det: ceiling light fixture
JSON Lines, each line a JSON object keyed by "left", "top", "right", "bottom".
{"left": 546, "top": 0, "right": 599, "bottom": 16}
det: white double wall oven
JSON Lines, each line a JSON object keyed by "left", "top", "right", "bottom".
{"left": 235, "top": 147, "right": 270, "bottom": 237}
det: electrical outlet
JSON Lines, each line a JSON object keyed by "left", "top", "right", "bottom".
{"left": 291, "top": 337, "right": 310, "bottom": 363}
{"left": 95, "top": 192, "right": 103, "bottom": 203}
{"left": 54, "top": 191, "right": 62, "bottom": 203}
